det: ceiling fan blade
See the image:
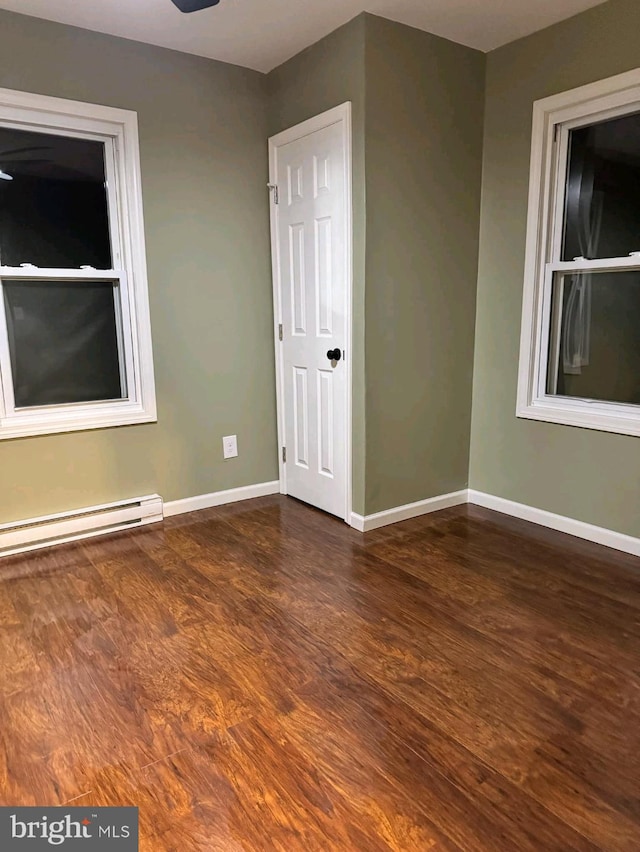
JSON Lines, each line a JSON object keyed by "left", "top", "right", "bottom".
{"left": 171, "top": 0, "right": 221, "bottom": 12}
{"left": 0, "top": 146, "right": 52, "bottom": 157}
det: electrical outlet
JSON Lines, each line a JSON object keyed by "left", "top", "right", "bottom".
{"left": 222, "top": 435, "right": 238, "bottom": 459}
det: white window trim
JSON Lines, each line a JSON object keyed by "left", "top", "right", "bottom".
{"left": 517, "top": 67, "right": 640, "bottom": 437}
{"left": 0, "top": 87, "right": 156, "bottom": 440}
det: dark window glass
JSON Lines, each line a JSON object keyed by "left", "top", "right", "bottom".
{"left": 562, "top": 112, "right": 640, "bottom": 261}
{"left": 547, "top": 270, "right": 640, "bottom": 405}
{"left": 3, "top": 280, "right": 124, "bottom": 407}
{"left": 0, "top": 127, "right": 111, "bottom": 269}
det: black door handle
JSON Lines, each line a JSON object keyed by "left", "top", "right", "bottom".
{"left": 327, "top": 348, "right": 342, "bottom": 362}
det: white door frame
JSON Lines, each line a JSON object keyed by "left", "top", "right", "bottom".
{"left": 268, "top": 102, "right": 353, "bottom": 523}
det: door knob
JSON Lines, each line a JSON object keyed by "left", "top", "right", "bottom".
{"left": 327, "top": 348, "right": 342, "bottom": 362}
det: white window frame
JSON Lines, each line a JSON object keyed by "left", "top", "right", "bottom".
{"left": 517, "top": 67, "right": 640, "bottom": 437}
{"left": 0, "top": 87, "right": 156, "bottom": 439}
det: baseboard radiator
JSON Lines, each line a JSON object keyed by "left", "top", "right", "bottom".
{"left": 0, "top": 494, "right": 164, "bottom": 558}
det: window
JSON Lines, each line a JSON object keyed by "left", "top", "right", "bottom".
{"left": 517, "top": 69, "right": 640, "bottom": 437}
{"left": 0, "top": 88, "right": 156, "bottom": 439}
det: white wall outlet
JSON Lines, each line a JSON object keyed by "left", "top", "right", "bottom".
{"left": 222, "top": 435, "right": 238, "bottom": 459}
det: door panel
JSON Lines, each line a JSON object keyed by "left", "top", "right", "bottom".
{"left": 289, "top": 223, "right": 306, "bottom": 334}
{"left": 293, "top": 366, "right": 309, "bottom": 469}
{"left": 317, "top": 368, "right": 334, "bottom": 477}
{"left": 272, "top": 115, "right": 348, "bottom": 518}
{"left": 315, "top": 216, "right": 333, "bottom": 337}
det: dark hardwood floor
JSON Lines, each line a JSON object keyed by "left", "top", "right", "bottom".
{"left": 1, "top": 495, "right": 639, "bottom": 850}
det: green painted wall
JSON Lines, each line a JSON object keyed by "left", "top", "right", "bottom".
{"left": 364, "top": 16, "right": 485, "bottom": 514}
{"left": 267, "top": 15, "right": 367, "bottom": 514}
{"left": 470, "top": 0, "right": 640, "bottom": 535}
{"left": 267, "top": 15, "right": 486, "bottom": 517}
{"left": 0, "top": 9, "right": 277, "bottom": 522}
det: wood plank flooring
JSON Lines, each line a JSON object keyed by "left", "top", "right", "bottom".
{"left": 1, "top": 495, "right": 639, "bottom": 850}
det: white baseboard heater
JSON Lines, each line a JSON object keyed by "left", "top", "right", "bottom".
{"left": 0, "top": 494, "right": 164, "bottom": 558}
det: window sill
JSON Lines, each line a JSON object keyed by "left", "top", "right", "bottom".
{"left": 516, "top": 398, "right": 640, "bottom": 438}
{"left": 0, "top": 404, "right": 157, "bottom": 440}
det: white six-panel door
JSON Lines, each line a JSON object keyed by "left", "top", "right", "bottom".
{"left": 269, "top": 104, "right": 351, "bottom": 519}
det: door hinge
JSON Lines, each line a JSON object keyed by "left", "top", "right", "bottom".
{"left": 278, "top": 323, "right": 283, "bottom": 341}
{"left": 282, "top": 446, "right": 286, "bottom": 463}
{"left": 268, "top": 183, "right": 279, "bottom": 205}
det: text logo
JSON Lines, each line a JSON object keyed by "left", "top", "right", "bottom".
{"left": 0, "top": 808, "right": 138, "bottom": 850}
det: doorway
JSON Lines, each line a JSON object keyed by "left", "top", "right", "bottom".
{"left": 268, "top": 103, "right": 352, "bottom": 520}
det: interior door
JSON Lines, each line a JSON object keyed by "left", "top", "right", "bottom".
{"left": 270, "top": 107, "right": 350, "bottom": 519}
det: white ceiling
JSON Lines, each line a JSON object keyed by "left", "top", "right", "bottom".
{"left": 0, "top": 0, "right": 608, "bottom": 73}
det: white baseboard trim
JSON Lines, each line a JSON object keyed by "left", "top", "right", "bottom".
{"left": 349, "top": 486, "right": 640, "bottom": 556}
{"left": 350, "top": 489, "right": 468, "bottom": 532}
{"left": 5, "top": 479, "right": 636, "bottom": 560}
{"left": 163, "top": 481, "right": 280, "bottom": 517}
{"left": 468, "top": 489, "right": 640, "bottom": 557}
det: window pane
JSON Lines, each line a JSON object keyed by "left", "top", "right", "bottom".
{"left": 0, "top": 127, "right": 112, "bottom": 268}
{"left": 562, "top": 111, "right": 640, "bottom": 261}
{"left": 3, "top": 279, "right": 125, "bottom": 407}
{"left": 546, "top": 270, "right": 640, "bottom": 405}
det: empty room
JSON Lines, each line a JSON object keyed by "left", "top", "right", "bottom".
{"left": 0, "top": 0, "right": 639, "bottom": 848}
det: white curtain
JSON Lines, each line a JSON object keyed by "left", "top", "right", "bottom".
{"left": 562, "top": 153, "right": 602, "bottom": 376}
